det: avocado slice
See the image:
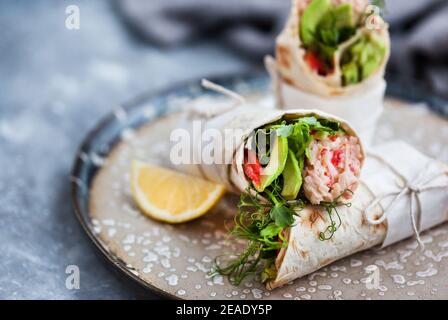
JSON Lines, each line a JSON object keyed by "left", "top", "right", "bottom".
{"left": 361, "top": 50, "right": 381, "bottom": 79}
{"left": 342, "top": 60, "right": 359, "bottom": 86}
{"left": 341, "top": 34, "right": 386, "bottom": 85}
{"left": 281, "top": 151, "right": 303, "bottom": 200}
{"left": 300, "top": 0, "right": 331, "bottom": 46}
{"left": 361, "top": 36, "right": 386, "bottom": 79}
{"left": 255, "top": 135, "right": 288, "bottom": 192}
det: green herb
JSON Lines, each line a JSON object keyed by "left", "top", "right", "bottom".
{"left": 300, "top": 0, "right": 332, "bottom": 46}
{"left": 300, "top": 1, "right": 356, "bottom": 70}
{"left": 285, "top": 117, "right": 341, "bottom": 161}
{"left": 317, "top": 3, "right": 355, "bottom": 47}
{"left": 212, "top": 241, "right": 262, "bottom": 286}
{"left": 319, "top": 190, "right": 353, "bottom": 241}
{"left": 269, "top": 203, "right": 296, "bottom": 228}
{"left": 299, "top": 0, "right": 387, "bottom": 85}
{"left": 213, "top": 117, "right": 348, "bottom": 285}
{"left": 260, "top": 223, "right": 283, "bottom": 238}
{"left": 212, "top": 189, "right": 299, "bottom": 285}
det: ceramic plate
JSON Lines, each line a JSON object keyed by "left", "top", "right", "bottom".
{"left": 71, "top": 73, "right": 448, "bottom": 300}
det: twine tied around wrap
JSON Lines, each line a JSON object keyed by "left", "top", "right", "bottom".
{"left": 364, "top": 153, "right": 448, "bottom": 250}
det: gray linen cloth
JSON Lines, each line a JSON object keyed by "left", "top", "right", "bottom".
{"left": 116, "top": 0, "right": 290, "bottom": 57}
{"left": 116, "top": 0, "right": 448, "bottom": 97}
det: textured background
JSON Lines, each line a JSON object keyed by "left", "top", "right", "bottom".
{"left": 0, "top": 0, "right": 250, "bottom": 299}
{"left": 116, "top": 0, "right": 448, "bottom": 97}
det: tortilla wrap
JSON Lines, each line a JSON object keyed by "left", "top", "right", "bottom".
{"left": 267, "top": 141, "right": 448, "bottom": 289}
{"left": 170, "top": 104, "right": 365, "bottom": 196}
{"left": 270, "top": 0, "right": 390, "bottom": 145}
{"left": 275, "top": 0, "right": 390, "bottom": 97}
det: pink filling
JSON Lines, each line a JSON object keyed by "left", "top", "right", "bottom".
{"left": 303, "top": 134, "right": 362, "bottom": 204}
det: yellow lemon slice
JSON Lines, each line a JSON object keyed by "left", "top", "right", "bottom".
{"left": 131, "top": 160, "right": 225, "bottom": 223}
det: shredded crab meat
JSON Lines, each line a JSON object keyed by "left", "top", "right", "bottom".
{"left": 303, "top": 134, "right": 362, "bottom": 204}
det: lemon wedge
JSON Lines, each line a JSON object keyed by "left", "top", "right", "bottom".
{"left": 130, "top": 160, "right": 225, "bottom": 223}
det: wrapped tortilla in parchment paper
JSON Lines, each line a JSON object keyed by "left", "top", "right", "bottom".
{"left": 270, "top": 0, "right": 390, "bottom": 145}
{"left": 171, "top": 99, "right": 365, "bottom": 206}
{"left": 267, "top": 141, "right": 448, "bottom": 290}
{"left": 171, "top": 87, "right": 372, "bottom": 285}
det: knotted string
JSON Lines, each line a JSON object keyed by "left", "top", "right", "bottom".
{"left": 184, "top": 79, "right": 247, "bottom": 120}
{"left": 364, "top": 153, "right": 448, "bottom": 250}
{"left": 201, "top": 79, "right": 246, "bottom": 105}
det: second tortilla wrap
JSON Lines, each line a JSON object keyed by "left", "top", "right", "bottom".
{"left": 275, "top": 0, "right": 390, "bottom": 97}
{"left": 172, "top": 104, "right": 365, "bottom": 202}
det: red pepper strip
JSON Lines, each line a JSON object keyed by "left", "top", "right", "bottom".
{"left": 304, "top": 51, "right": 327, "bottom": 75}
{"left": 331, "top": 148, "right": 344, "bottom": 167}
{"left": 243, "top": 149, "right": 261, "bottom": 187}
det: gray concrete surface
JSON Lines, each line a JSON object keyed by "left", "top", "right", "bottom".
{"left": 0, "top": 0, "right": 252, "bottom": 299}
